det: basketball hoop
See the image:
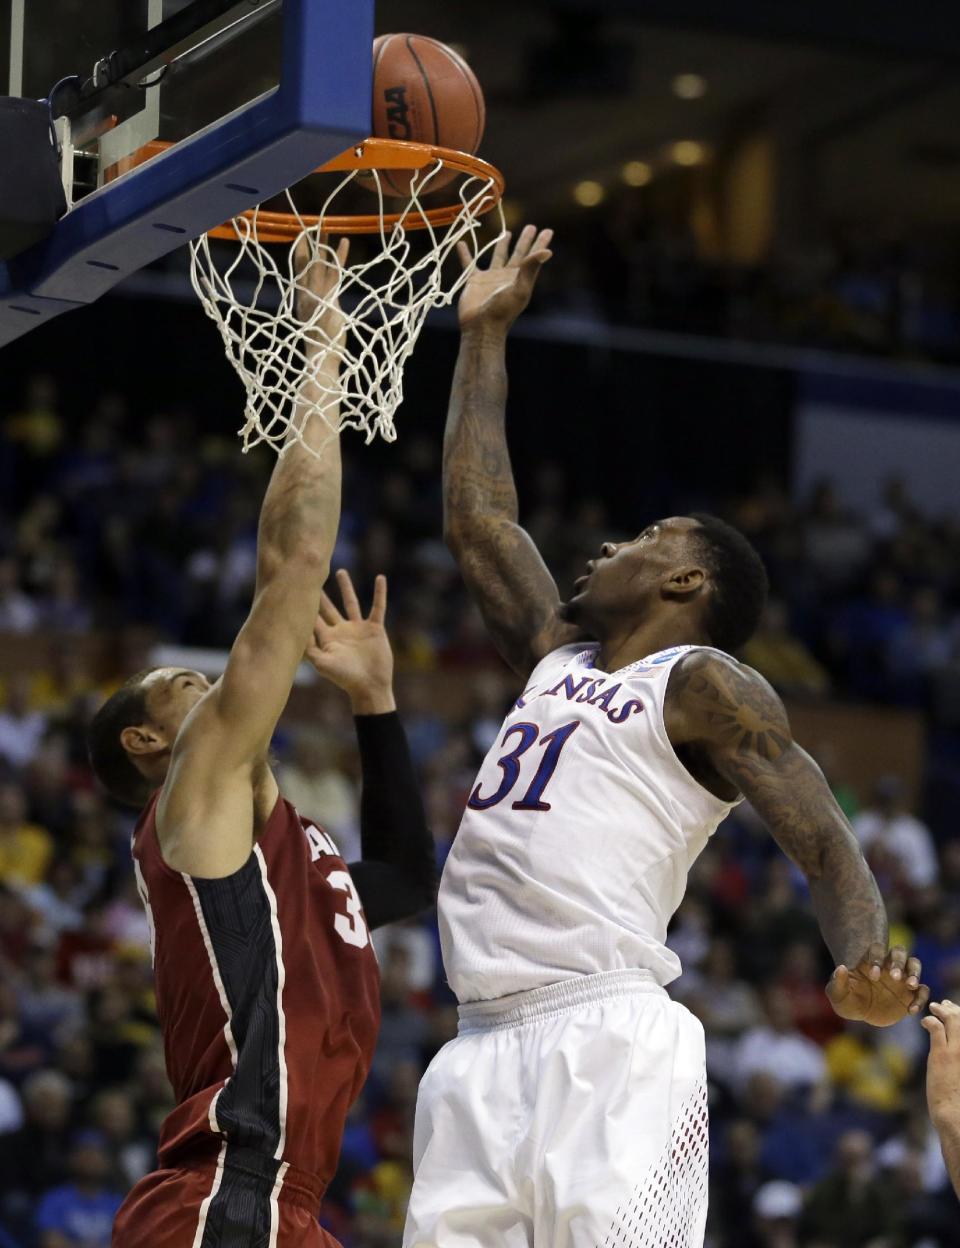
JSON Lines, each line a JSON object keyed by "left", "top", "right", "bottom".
{"left": 157, "top": 137, "right": 506, "bottom": 455}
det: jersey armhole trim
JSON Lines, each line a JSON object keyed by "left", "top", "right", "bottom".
{"left": 140, "top": 790, "right": 286, "bottom": 884}
{"left": 652, "top": 648, "right": 744, "bottom": 815}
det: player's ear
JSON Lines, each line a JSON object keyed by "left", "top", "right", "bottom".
{"left": 120, "top": 724, "right": 166, "bottom": 757}
{"left": 662, "top": 566, "right": 705, "bottom": 601}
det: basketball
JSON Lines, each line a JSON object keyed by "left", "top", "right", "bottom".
{"left": 367, "top": 33, "right": 486, "bottom": 195}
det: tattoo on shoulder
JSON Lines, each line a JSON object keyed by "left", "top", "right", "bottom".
{"left": 670, "top": 652, "right": 791, "bottom": 766}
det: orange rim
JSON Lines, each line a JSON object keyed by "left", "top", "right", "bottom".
{"left": 103, "top": 137, "right": 504, "bottom": 238}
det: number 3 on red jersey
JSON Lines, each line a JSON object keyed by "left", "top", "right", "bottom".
{"left": 327, "top": 869, "right": 370, "bottom": 949}
{"left": 303, "top": 822, "right": 370, "bottom": 950}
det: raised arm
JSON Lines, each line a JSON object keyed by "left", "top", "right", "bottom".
{"left": 159, "top": 239, "right": 350, "bottom": 876}
{"left": 444, "top": 226, "right": 578, "bottom": 678}
{"left": 665, "top": 649, "right": 929, "bottom": 1026}
{"left": 304, "top": 572, "right": 437, "bottom": 928}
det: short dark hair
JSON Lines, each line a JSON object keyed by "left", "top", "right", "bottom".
{"left": 87, "top": 669, "right": 157, "bottom": 807}
{"left": 687, "top": 513, "right": 768, "bottom": 653}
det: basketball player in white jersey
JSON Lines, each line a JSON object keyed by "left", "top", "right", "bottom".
{"left": 402, "top": 227, "right": 930, "bottom": 1248}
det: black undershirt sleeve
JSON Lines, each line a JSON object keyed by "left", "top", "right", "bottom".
{"left": 347, "top": 711, "right": 438, "bottom": 930}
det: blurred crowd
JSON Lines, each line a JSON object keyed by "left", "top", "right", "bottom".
{"left": 1, "top": 376, "right": 960, "bottom": 1247}
{"left": 541, "top": 189, "right": 960, "bottom": 365}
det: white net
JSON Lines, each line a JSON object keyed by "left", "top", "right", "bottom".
{"left": 188, "top": 158, "right": 505, "bottom": 456}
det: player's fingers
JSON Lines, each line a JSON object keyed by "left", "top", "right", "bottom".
{"left": 510, "top": 224, "right": 538, "bottom": 263}
{"left": 490, "top": 230, "right": 512, "bottom": 268}
{"left": 456, "top": 240, "right": 473, "bottom": 270}
{"left": 335, "top": 569, "right": 362, "bottom": 620}
{"left": 909, "top": 983, "right": 931, "bottom": 1015}
{"left": 905, "top": 955, "right": 921, "bottom": 988}
{"left": 922, "top": 1015, "right": 947, "bottom": 1048}
{"left": 294, "top": 233, "right": 314, "bottom": 266}
{"left": 930, "top": 1000, "right": 959, "bottom": 1037}
{"left": 519, "top": 250, "right": 549, "bottom": 287}
{"left": 533, "top": 228, "right": 554, "bottom": 254}
{"left": 866, "top": 942, "right": 886, "bottom": 981}
{"left": 368, "top": 574, "right": 388, "bottom": 624}
{"left": 316, "top": 588, "right": 342, "bottom": 626}
{"left": 336, "top": 237, "right": 350, "bottom": 267}
{"left": 886, "top": 944, "right": 907, "bottom": 981}
{"left": 825, "top": 964, "right": 849, "bottom": 1003}
{"left": 520, "top": 250, "right": 552, "bottom": 277}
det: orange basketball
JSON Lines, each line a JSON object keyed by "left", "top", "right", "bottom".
{"left": 367, "top": 33, "right": 486, "bottom": 196}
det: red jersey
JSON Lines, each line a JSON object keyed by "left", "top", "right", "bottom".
{"left": 131, "top": 791, "right": 380, "bottom": 1202}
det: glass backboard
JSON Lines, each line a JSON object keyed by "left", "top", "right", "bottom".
{"left": 0, "top": 0, "right": 374, "bottom": 345}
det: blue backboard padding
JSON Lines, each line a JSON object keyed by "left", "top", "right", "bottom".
{"left": 0, "top": 0, "right": 374, "bottom": 347}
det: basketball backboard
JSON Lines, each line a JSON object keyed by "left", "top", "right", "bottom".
{"left": 0, "top": 0, "right": 374, "bottom": 346}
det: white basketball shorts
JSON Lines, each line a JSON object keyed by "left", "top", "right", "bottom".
{"left": 403, "top": 969, "right": 709, "bottom": 1248}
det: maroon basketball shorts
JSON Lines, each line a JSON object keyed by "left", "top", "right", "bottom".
{"left": 113, "top": 1147, "right": 335, "bottom": 1248}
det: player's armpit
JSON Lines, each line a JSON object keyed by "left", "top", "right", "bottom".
{"left": 665, "top": 651, "right": 888, "bottom": 973}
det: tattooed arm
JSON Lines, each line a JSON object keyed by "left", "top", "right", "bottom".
{"left": 444, "top": 226, "right": 579, "bottom": 678}
{"left": 665, "top": 649, "right": 930, "bottom": 1026}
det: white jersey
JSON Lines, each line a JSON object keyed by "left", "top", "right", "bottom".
{"left": 438, "top": 643, "right": 740, "bottom": 1003}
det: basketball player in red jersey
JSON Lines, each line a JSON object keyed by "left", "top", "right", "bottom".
{"left": 86, "top": 243, "right": 436, "bottom": 1247}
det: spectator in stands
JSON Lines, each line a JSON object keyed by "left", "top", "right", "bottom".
{"left": 130, "top": 1045, "right": 174, "bottom": 1144}
{"left": 34, "top": 1130, "right": 123, "bottom": 1248}
{"left": 89, "top": 1089, "right": 154, "bottom": 1190}
{"left": 740, "top": 861, "right": 820, "bottom": 983}
{"left": 913, "top": 904, "right": 960, "bottom": 1004}
{"left": 36, "top": 558, "right": 92, "bottom": 635}
{"left": 741, "top": 598, "right": 831, "bottom": 698}
{"left": 775, "top": 940, "right": 843, "bottom": 1047}
{"left": 799, "top": 1129, "right": 903, "bottom": 1246}
{"left": 372, "top": 944, "right": 429, "bottom": 1080}
{"left": 0, "top": 977, "right": 48, "bottom": 1082}
{"left": 853, "top": 775, "right": 939, "bottom": 892}
{"left": 0, "top": 1069, "right": 74, "bottom": 1198}
{"left": 710, "top": 1120, "right": 768, "bottom": 1245}
{"left": 4, "top": 375, "right": 63, "bottom": 467}
{"left": 751, "top": 1179, "right": 802, "bottom": 1248}
{"left": 732, "top": 986, "right": 827, "bottom": 1096}
{"left": 825, "top": 1021, "right": 910, "bottom": 1114}
{"left": 277, "top": 726, "right": 359, "bottom": 861}
{"left": 0, "top": 555, "right": 38, "bottom": 633}
{"left": 0, "top": 781, "right": 53, "bottom": 889}
{"left": 397, "top": 677, "right": 450, "bottom": 770}
{"left": 678, "top": 939, "right": 762, "bottom": 1088}
{"left": 0, "top": 1076, "right": 22, "bottom": 1134}
{"left": 877, "top": 1107, "right": 951, "bottom": 1197}
{"left": 15, "top": 937, "right": 83, "bottom": 1041}
{"left": 886, "top": 586, "right": 953, "bottom": 701}
{"left": 21, "top": 861, "right": 85, "bottom": 936}
{"left": 0, "top": 672, "right": 49, "bottom": 770}
{"left": 64, "top": 791, "right": 118, "bottom": 906}
{"left": 803, "top": 480, "right": 871, "bottom": 590}
{"left": 0, "top": 882, "right": 36, "bottom": 970}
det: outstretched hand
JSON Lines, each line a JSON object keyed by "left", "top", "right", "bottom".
{"left": 922, "top": 999, "right": 960, "bottom": 1128}
{"left": 304, "top": 570, "right": 395, "bottom": 713}
{"left": 826, "top": 944, "right": 930, "bottom": 1027}
{"left": 294, "top": 234, "right": 350, "bottom": 347}
{"left": 456, "top": 224, "right": 553, "bottom": 333}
